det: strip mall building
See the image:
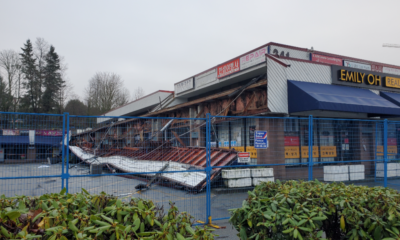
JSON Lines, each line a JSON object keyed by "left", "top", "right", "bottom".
{"left": 75, "top": 42, "right": 400, "bottom": 179}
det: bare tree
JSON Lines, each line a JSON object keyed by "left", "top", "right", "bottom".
{"left": 55, "top": 56, "right": 73, "bottom": 113}
{"left": 0, "top": 49, "right": 22, "bottom": 111}
{"left": 85, "top": 72, "right": 130, "bottom": 115}
{"left": 133, "top": 87, "right": 145, "bottom": 100}
{"left": 34, "top": 38, "right": 50, "bottom": 104}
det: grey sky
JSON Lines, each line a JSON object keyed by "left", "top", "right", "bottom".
{"left": 1, "top": 0, "right": 399, "bottom": 100}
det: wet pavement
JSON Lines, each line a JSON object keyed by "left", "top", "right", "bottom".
{"left": 1, "top": 162, "right": 400, "bottom": 240}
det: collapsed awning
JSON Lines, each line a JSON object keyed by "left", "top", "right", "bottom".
{"left": 288, "top": 80, "right": 400, "bottom": 116}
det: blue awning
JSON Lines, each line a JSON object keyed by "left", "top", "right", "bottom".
{"left": 288, "top": 80, "right": 400, "bottom": 116}
{"left": 380, "top": 91, "right": 400, "bottom": 107}
{"left": 0, "top": 136, "right": 62, "bottom": 146}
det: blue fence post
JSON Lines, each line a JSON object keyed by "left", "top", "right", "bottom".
{"left": 384, "top": 119, "right": 388, "bottom": 188}
{"left": 374, "top": 121, "right": 378, "bottom": 183}
{"left": 308, "top": 115, "right": 313, "bottom": 181}
{"left": 206, "top": 113, "right": 211, "bottom": 224}
{"left": 66, "top": 112, "right": 70, "bottom": 193}
{"left": 61, "top": 113, "right": 66, "bottom": 190}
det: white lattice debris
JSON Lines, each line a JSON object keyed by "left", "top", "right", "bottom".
{"left": 69, "top": 146, "right": 207, "bottom": 188}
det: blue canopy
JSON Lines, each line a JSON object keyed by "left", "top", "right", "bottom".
{"left": 0, "top": 135, "right": 62, "bottom": 146}
{"left": 380, "top": 91, "right": 400, "bottom": 107}
{"left": 288, "top": 80, "right": 400, "bottom": 116}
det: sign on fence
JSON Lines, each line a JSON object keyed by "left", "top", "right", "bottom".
{"left": 238, "top": 152, "right": 250, "bottom": 163}
{"left": 3, "top": 130, "right": 19, "bottom": 136}
{"left": 254, "top": 130, "right": 268, "bottom": 149}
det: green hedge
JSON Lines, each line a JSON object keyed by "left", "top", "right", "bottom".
{"left": 0, "top": 189, "right": 215, "bottom": 240}
{"left": 229, "top": 180, "right": 400, "bottom": 240}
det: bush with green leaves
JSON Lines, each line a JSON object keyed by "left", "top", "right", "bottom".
{"left": 229, "top": 180, "right": 400, "bottom": 240}
{"left": 0, "top": 189, "right": 215, "bottom": 239}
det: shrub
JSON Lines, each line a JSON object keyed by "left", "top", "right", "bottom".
{"left": 229, "top": 180, "right": 400, "bottom": 240}
{"left": 0, "top": 189, "right": 215, "bottom": 239}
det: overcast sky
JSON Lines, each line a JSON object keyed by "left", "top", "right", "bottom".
{"left": 1, "top": 0, "right": 399, "bottom": 100}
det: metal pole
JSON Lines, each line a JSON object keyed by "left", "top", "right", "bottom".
{"left": 374, "top": 121, "right": 377, "bottom": 182}
{"left": 384, "top": 119, "right": 388, "bottom": 188}
{"left": 61, "top": 113, "right": 66, "bottom": 190}
{"left": 308, "top": 115, "right": 313, "bottom": 181}
{"left": 206, "top": 113, "right": 211, "bottom": 223}
{"left": 66, "top": 113, "right": 70, "bottom": 193}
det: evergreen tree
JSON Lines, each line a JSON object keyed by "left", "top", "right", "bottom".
{"left": 19, "top": 39, "right": 39, "bottom": 112}
{"left": 42, "top": 46, "right": 64, "bottom": 113}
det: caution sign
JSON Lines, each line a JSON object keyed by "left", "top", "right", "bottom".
{"left": 285, "top": 146, "right": 300, "bottom": 159}
{"left": 301, "top": 146, "right": 319, "bottom": 158}
{"left": 238, "top": 152, "right": 250, "bottom": 163}
{"left": 321, "top": 146, "right": 337, "bottom": 158}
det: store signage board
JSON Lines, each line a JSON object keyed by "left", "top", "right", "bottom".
{"left": 3, "top": 130, "right": 20, "bottom": 136}
{"left": 320, "top": 146, "right": 337, "bottom": 157}
{"left": 270, "top": 45, "right": 310, "bottom": 60}
{"left": 36, "top": 130, "right": 63, "bottom": 136}
{"left": 301, "top": 146, "right": 319, "bottom": 158}
{"left": 284, "top": 136, "right": 299, "bottom": 146}
{"left": 218, "top": 58, "right": 240, "bottom": 79}
{"left": 195, "top": 68, "right": 217, "bottom": 89}
{"left": 344, "top": 60, "right": 371, "bottom": 71}
{"left": 311, "top": 54, "right": 342, "bottom": 66}
{"left": 386, "top": 77, "right": 400, "bottom": 89}
{"left": 383, "top": 67, "right": 400, "bottom": 76}
{"left": 254, "top": 130, "right": 268, "bottom": 149}
{"left": 240, "top": 47, "right": 267, "bottom": 70}
{"left": 238, "top": 152, "right": 250, "bottom": 163}
{"left": 331, "top": 65, "right": 400, "bottom": 93}
{"left": 285, "top": 146, "right": 300, "bottom": 159}
{"left": 371, "top": 64, "right": 383, "bottom": 73}
{"left": 174, "top": 78, "right": 194, "bottom": 94}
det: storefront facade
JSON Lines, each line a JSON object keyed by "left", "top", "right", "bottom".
{"left": 74, "top": 42, "right": 400, "bottom": 179}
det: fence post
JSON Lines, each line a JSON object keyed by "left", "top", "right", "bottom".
{"left": 308, "top": 115, "right": 313, "bottom": 181}
{"left": 384, "top": 119, "right": 388, "bottom": 188}
{"left": 65, "top": 112, "right": 70, "bottom": 193}
{"left": 61, "top": 113, "right": 66, "bottom": 190}
{"left": 206, "top": 113, "right": 211, "bottom": 223}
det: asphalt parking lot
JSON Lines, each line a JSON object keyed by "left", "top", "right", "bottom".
{"left": 0, "top": 163, "right": 245, "bottom": 221}
{"left": 2, "top": 163, "right": 400, "bottom": 240}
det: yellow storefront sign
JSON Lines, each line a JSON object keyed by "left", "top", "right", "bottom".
{"left": 285, "top": 146, "right": 300, "bottom": 159}
{"left": 301, "top": 146, "right": 319, "bottom": 158}
{"left": 320, "top": 146, "right": 337, "bottom": 158}
{"left": 377, "top": 145, "right": 397, "bottom": 156}
{"left": 386, "top": 77, "right": 400, "bottom": 89}
{"left": 246, "top": 146, "right": 258, "bottom": 158}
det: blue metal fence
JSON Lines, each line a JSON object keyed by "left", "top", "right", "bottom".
{"left": 0, "top": 111, "right": 398, "bottom": 223}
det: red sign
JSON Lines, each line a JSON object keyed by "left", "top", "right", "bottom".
{"left": 238, "top": 152, "right": 250, "bottom": 158}
{"left": 36, "top": 130, "right": 63, "bottom": 136}
{"left": 284, "top": 136, "right": 299, "bottom": 146}
{"left": 218, "top": 58, "right": 240, "bottom": 79}
{"left": 311, "top": 53, "right": 342, "bottom": 66}
{"left": 238, "top": 152, "right": 250, "bottom": 163}
{"left": 371, "top": 64, "right": 383, "bottom": 73}
{"left": 388, "top": 138, "right": 397, "bottom": 146}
